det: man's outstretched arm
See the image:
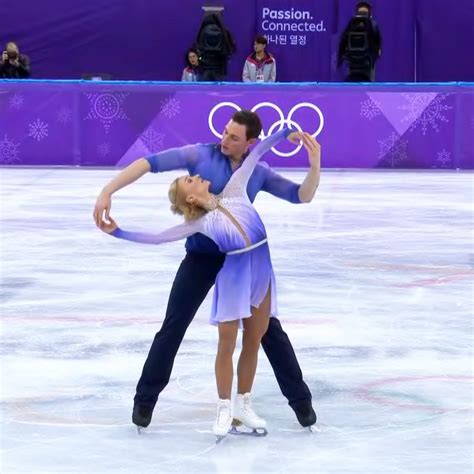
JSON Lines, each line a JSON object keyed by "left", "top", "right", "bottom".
{"left": 93, "top": 144, "right": 201, "bottom": 227}
{"left": 104, "top": 159, "right": 151, "bottom": 195}
{"left": 93, "top": 158, "right": 151, "bottom": 226}
{"left": 262, "top": 133, "right": 321, "bottom": 204}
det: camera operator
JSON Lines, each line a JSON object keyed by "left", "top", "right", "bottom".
{"left": 196, "top": 13, "right": 236, "bottom": 81}
{"left": 337, "top": 2, "right": 381, "bottom": 82}
{"left": 0, "top": 42, "right": 31, "bottom": 79}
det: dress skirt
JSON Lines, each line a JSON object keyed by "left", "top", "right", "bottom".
{"left": 209, "top": 242, "right": 277, "bottom": 326}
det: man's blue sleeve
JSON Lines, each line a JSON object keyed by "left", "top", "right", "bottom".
{"left": 145, "top": 144, "right": 200, "bottom": 173}
{"left": 260, "top": 163, "right": 302, "bottom": 204}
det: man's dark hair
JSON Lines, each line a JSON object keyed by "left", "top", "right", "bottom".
{"left": 255, "top": 35, "right": 268, "bottom": 46}
{"left": 232, "top": 110, "right": 262, "bottom": 140}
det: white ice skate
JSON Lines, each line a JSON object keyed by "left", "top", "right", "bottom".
{"left": 230, "top": 392, "right": 268, "bottom": 437}
{"left": 212, "top": 399, "right": 233, "bottom": 443}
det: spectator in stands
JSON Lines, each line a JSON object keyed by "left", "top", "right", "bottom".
{"left": 181, "top": 48, "right": 201, "bottom": 82}
{"left": 242, "top": 35, "right": 276, "bottom": 83}
{"left": 337, "top": 2, "right": 381, "bottom": 82}
{"left": 0, "top": 42, "right": 31, "bottom": 79}
{"left": 196, "top": 13, "right": 236, "bottom": 81}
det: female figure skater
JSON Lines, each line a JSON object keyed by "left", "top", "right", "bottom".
{"left": 99, "top": 128, "right": 313, "bottom": 441}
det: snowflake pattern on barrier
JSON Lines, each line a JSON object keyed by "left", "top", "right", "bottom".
{"left": 139, "top": 127, "right": 164, "bottom": 152}
{"left": 98, "top": 143, "right": 111, "bottom": 157}
{"left": 28, "top": 119, "right": 49, "bottom": 141}
{"left": 8, "top": 93, "right": 25, "bottom": 110}
{"left": 360, "top": 98, "right": 381, "bottom": 120}
{"left": 378, "top": 132, "right": 408, "bottom": 168}
{"left": 84, "top": 93, "right": 129, "bottom": 133}
{"left": 56, "top": 107, "right": 72, "bottom": 124}
{"left": 436, "top": 149, "right": 452, "bottom": 167}
{"left": 160, "top": 97, "right": 181, "bottom": 118}
{"left": 399, "top": 93, "right": 452, "bottom": 135}
{"left": 0, "top": 135, "right": 21, "bottom": 164}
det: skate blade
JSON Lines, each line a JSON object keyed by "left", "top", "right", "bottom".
{"left": 229, "top": 426, "right": 268, "bottom": 437}
{"left": 215, "top": 435, "right": 227, "bottom": 444}
{"left": 135, "top": 425, "right": 149, "bottom": 435}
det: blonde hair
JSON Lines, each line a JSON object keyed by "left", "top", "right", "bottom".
{"left": 168, "top": 177, "right": 207, "bottom": 221}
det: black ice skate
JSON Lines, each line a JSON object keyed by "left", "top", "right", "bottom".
{"left": 132, "top": 404, "right": 153, "bottom": 434}
{"left": 291, "top": 399, "right": 317, "bottom": 432}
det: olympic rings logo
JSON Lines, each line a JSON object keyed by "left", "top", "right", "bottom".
{"left": 208, "top": 101, "right": 324, "bottom": 157}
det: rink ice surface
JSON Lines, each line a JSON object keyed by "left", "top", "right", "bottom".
{"left": 0, "top": 168, "right": 473, "bottom": 473}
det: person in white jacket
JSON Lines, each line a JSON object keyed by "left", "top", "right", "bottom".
{"left": 181, "top": 48, "right": 201, "bottom": 82}
{"left": 242, "top": 36, "right": 276, "bottom": 83}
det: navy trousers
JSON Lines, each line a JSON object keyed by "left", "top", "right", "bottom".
{"left": 134, "top": 252, "right": 312, "bottom": 409}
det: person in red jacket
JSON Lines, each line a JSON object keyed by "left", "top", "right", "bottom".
{"left": 181, "top": 48, "right": 201, "bottom": 82}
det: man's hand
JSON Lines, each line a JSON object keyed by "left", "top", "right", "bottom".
{"left": 297, "top": 133, "right": 321, "bottom": 203}
{"left": 287, "top": 131, "right": 304, "bottom": 144}
{"left": 99, "top": 216, "right": 118, "bottom": 234}
{"left": 288, "top": 132, "right": 320, "bottom": 168}
{"left": 93, "top": 190, "right": 112, "bottom": 227}
{"left": 1, "top": 52, "right": 8, "bottom": 63}
{"left": 300, "top": 132, "right": 321, "bottom": 169}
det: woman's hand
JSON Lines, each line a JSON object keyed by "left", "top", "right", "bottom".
{"left": 94, "top": 190, "right": 112, "bottom": 227}
{"left": 99, "top": 216, "right": 118, "bottom": 234}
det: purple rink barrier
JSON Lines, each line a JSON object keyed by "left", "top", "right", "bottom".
{"left": 0, "top": 80, "right": 472, "bottom": 169}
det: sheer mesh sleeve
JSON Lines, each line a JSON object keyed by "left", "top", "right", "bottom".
{"left": 110, "top": 219, "right": 204, "bottom": 246}
{"left": 222, "top": 128, "right": 291, "bottom": 198}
